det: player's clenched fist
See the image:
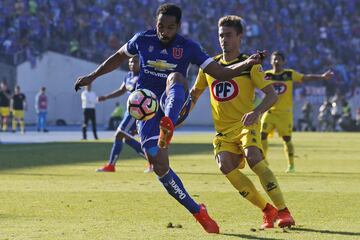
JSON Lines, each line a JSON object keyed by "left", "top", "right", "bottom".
{"left": 74, "top": 75, "right": 95, "bottom": 92}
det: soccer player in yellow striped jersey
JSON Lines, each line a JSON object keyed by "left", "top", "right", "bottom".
{"left": 261, "top": 52, "right": 334, "bottom": 173}
{"left": 190, "top": 15, "right": 295, "bottom": 229}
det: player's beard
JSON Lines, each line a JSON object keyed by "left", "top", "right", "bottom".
{"left": 158, "top": 35, "right": 176, "bottom": 47}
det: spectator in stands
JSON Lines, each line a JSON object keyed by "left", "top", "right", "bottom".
{"left": 35, "top": 86, "right": 48, "bottom": 132}
{"left": 338, "top": 100, "right": 356, "bottom": 131}
{"left": 297, "top": 102, "right": 313, "bottom": 131}
{"left": 318, "top": 100, "right": 332, "bottom": 131}
{"left": 330, "top": 92, "right": 343, "bottom": 131}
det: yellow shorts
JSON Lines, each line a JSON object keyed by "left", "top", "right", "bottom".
{"left": 213, "top": 123, "right": 263, "bottom": 157}
{"left": 0, "top": 107, "right": 10, "bottom": 117}
{"left": 261, "top": 110, "right": 293, "bottom": 137}
{"left": 12, "top": 110, "right": 24, "bottom": 119}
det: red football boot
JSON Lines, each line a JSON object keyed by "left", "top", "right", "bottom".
{"left": 158, "top": 116, "right": 174, "bottom": 148}
{"left": 261, "top": 203, "right": 278, "bottom": 229}
{"left": 193, "top": 204, "right": 220, "bottom": 234}
{"left": 96, "top": 164, "right": 115, "bottom": 172}
{"left": 277, "top": 207, "right": 295, "bottom": 228}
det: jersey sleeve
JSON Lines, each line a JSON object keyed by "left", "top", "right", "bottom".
{"left": 250, "top": 64, "right": 271, "bottom": 89}
{"left": 291, "top": 69, "right": 304, "bottom": 83}
{"left": 121, "top": 32, "right": 141, "bottom": 57}
{"left": 189, "top": 41, "right": 213, "bottom": 69}
{"left": 193, "top": 68, "right": 208, "bottom": 91}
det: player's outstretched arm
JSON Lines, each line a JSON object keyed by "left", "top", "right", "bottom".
{"left": 203, "top": 51, "right": 267, "bottom": 81}
{"left": 302, "top": 69, "right": 334, "bottom": 81}
{"left": 98, "top": 83, "right": 127, "bottom": 102}
{"left": 241, "top": 85, "right": 277, "bottom": 126}
{"left": 74, "top": 49, "right": 130, "bottom": 92}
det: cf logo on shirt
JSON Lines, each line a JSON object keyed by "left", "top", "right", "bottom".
{"left": 272, "top": 82, "right": 287, "bottom": 95}
{"left": 211, "top": 80, "right": 239, "bottom": 102}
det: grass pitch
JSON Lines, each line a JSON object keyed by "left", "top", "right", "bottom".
{"left": 0, "top": 132, "right": 360, "bottom": 240}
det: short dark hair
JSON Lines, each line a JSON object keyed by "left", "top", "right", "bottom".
{"left": 218, "top": 15, "right": 244, "bottom": 34}
{"left": 272, "top": 51, "right": 285, "bottom": 61}
{"left": 156, "top": 3, "right": 182, "bottom": 23}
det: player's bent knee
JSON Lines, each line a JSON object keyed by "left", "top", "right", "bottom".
{"left": 167, "top": 72, "right": 187, "bottom": 85}
{"left": 167, "top": 72, "right": 185, "bottom": 81}
{"left": 216, "top": 155, "right": 237, "bottom": 175}
{"left": 245, "top": 148, "right": 263, "bottom": 168}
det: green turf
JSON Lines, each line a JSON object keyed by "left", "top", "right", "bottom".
{"left": 0, "top": 132, "right": 359, "bottom": 240}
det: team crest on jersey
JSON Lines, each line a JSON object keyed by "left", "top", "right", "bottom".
{"left": 272, "top": 82, "right": 287, "bottom": 95}
{"left": 148, "top": 45, "right": 154, "bottom": 52}
{"left": 211, "top": 80, "right": 239, "bottom": 102}
{"left": 173, "top": 47, "right": 183, "bottom": 59}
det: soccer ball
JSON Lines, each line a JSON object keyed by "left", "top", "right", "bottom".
{"left": 127, "top": 89, "right": 158, "bottom": 120}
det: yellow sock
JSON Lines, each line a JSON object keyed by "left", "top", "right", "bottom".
{"left": 226, "top": 169, "right": 267, "bottom": 210}
{"left": 2, "top": 122, "right": 7, "bottom": 131}
{"left": 251, "top": 161, "right": 286, "bottom": 210}
{"left": 283, "top": 141, "right": 294, "bottom": 167}
{"left": 12, "top": 119, "right": 17, "bottom": 131}
{"left": 19, "top": 119, "right": 24, "bottom": 132}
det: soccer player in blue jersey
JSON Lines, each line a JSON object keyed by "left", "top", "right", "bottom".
{"left": 96, "top": 56, "right": 153, "bottom": 173}
{"left": 75, "top": 3, "right": 264, "bottom": 234}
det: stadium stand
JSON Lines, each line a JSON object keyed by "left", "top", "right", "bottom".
{"left": 0, "top": 0, "right": 359, "bottom": 129}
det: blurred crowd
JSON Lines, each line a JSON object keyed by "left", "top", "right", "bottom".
{"left": 1, "top": 0, "right": 360, "bottom": 94}
{"left": 297, "top": 92, "right": 360, "bottom": 132}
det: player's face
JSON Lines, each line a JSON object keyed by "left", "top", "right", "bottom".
{"left": 218, "top": 26, "right": 242, "bottom": 53}
{"left": 129, "top": 57, "right": 140, "bottom": 73}
{"left": 271, "top": 55, "right": 284, "bottom": 69}
{"left": 156, "top": 14, "right": 180, "bottom": 44}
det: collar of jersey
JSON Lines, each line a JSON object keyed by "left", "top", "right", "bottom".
{"left": 268, "top": 69, "right": 286, "bottom": 75}
{"left": 217, "top": 53, "right": 245, "bottom": 66}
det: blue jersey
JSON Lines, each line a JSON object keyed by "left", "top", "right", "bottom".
{"left": 123, "top": 71, "right": 139, "bottom": 93}
{"left": 123, "top": 29, "right": 213, "bottom": 97}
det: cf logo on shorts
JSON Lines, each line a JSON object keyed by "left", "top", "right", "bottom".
{"left": 211, "top": 80, "right": 239, "bottom": 102}
{"left": 272, "top": 82, "right": 287, "bottom": 95}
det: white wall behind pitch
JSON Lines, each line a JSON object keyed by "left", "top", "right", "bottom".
{"left": 16, "top": 51, "right": 214, "bottom": 127}
{"left": 17, "top": 51, "right": 127, "bottom": 125}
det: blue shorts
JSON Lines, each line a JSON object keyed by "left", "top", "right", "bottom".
{"left": 137, "top": 91, "right": 191, "bottom": 150}
{"left": 116, "top": 111, "right": 137, "bottom": 137}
